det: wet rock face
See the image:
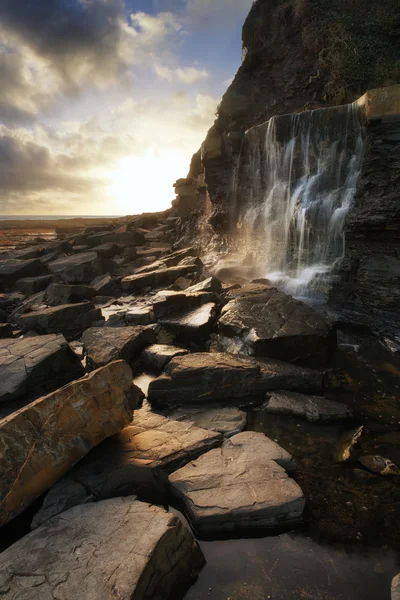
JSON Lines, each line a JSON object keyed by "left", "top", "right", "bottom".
{"left": 218, "top": 285, "right": 336, "bottom": 367}
{"left": 169, "top": 431, "right": 304, "bottom": 536}
{"left": 82, "top": 326, "right": 156, "bottom": 369}
{"left": 17, "top": 301, "right": 104, "bottom": 339}
{"left": 0, "top": 334, "right": 84, "bottom": 403}
{"left": 45, "top": 282, "right": 95, "bottom": 306}
{"left": 166, "top": 405, "right": 247, "bottom": 438}
{"left": 263, "top": 390, "right": 353, "bottom": 422}
{"left": 48, "top": 251, "right": 116, "bottom": 283}
{"left": 0, "top": 498, "right": 204, "bottom": 600}
{"left": 0, "top": 360, "right": 133, "bottom": 526}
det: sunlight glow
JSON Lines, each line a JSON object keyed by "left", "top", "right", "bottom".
{"left": 108, "top": 151, "right": 189, "bottom": 214}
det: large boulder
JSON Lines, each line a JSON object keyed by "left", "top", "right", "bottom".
{"left": 121, "top": 265, "right": 198, "bottom": 293}
{"left": 0, "top": 258, "right": 47, "bottom": 289}
{"left": 218, "top": 284, "right": 336, "bottom": 366}
{"left": 169, "top": 431, "right": 304, "bottom": 535}
{"left": 17, "top": 301, "right": 104, "bottom": 338}
{"left": 0, "top": 498, "right": 204, "bottom": 600}
{"left": 157, "top": 303, "right": 218, "bottom": 341}
{"left": 82, "top": 326, "right": 156, "bottom": 369}
{"left": 262, "top": 390, "right": 353, "bottom": 422}
{"left": 256, "top": 357, "right": 323, "bottom": 393}
{"left": 16, "top": 275, "right": 55, "bottom": 295}
{"left": 0, "top": 334, "right": 84, "bottom": 404}
{"left": 48, "top": 252, "right": 116, "bottom": 283}
{"left": 0, "top": 361, "right": 133, "bottom": 526}
{"left": 45, "top": 282, "right": 95, "bottom": 306}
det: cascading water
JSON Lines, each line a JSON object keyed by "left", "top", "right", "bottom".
{"left": 231, "top": 103, "right": 365, "bottom": 299}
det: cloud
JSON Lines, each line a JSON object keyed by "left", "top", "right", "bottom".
{"left": 154, "top": 64, "right": 209, "bottom": 83}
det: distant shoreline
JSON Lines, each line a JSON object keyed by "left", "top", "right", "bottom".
{"left": 0, "top": 216, "right": 119, "bottom": 230}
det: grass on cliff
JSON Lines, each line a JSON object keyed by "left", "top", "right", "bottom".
{"left": 243, "top": 0, "right": 400, "bottom": 104}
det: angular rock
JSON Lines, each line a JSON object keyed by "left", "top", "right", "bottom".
{"left": 0, "top": 334, "right": 84, "bottom": 403}
{"left": 358, "top": 455, "right": 400, "bottom": 476}
{"left": 82, "top": 325, "right": 156, "bottom": 369}
{"left": 186, "top": 276, "right": 223, "bottom": 293}
{"left": 0, "top": 258, "right": 47, "bottom": 288}
{"left": 0, "top": 360, "right": 133, "bottom": 525}
{"left": 121, "top": 265, "right": 198, "bottom": 293}
{"left": 48, "top": 252, "right": 116, "bottom": 283}
{"left": 45, "top": 282, "right": 94, "bottom": 306}
{"left": 16, "top": 274, "right": 55, "bottom": 295}
{"left": 148, "top": 352, "right": 261, "bottom": 407}
{"left": 153, "top": 290, "right": 218, "bottom": 319}
{"left": 125, "top": 306, "right": 154, "bottom": 325}
{"left": 159, "top": 302, "right": 218, "bottom": 341}
{"left": 256, "top": 357, "right": 323, "bottom": 393}
{"left": 91, "top": 242, "right": 121, "bottom": 258}
{"left": 90, "top": 273, "right": 119, "bottom": 297}
{"left": 263, "top": 390, "right": 353, "bottom": 422}
{"left": 141, "top": 344, "right": 189, "bottom": 372}
{"left": 218, "top": 284, "right": 336, "bottom": 366}
{"left": 169, "top": 431, "right": 304, "bottom": 535}
{"left": 0, "top": 497, "right": 204, "bottom": 600}
{"left": 392, "top": 574, "right": 400, "bottom": 600}
{"left": 95, "top": 230, "right": 145, "bottom": 246}
{"left": 167, "top": 405, "right": 247, "bottom": 437}
{"left": 17, "top": 301, "right": 103, "bottom": 339}
{"left": 43, "top": 239, "right": 74, "bottom": 255}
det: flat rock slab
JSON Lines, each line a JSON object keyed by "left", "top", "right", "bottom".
{"left": 82, "top": 326, "right": 155, "bottom": 369}
{"left": 121, "top": 265, "right": 197, "bottom": 293}
{"left": 0, "top": 334, "right": 84, "bottom": 403}
{"left": 141, "top": 344, "right": 189, "bottom": 372}
{"left": 45, "top": 283, "right": 94, "bottom": 306}
{"left": 263, "top": 390, "right": 353, "bottom": 422}
{"left": 169, "top": 431, "right": 303, "bottom": 536}
{"left": 16, "top": 275, "right": 55, "bottom": 295}
{"left": 159, "top": 303, "right": 218, "bottom": 340}
{"left": 17, "top": 301, "right": 104, "bottom": 338}
{"left": 0, "top": 360, "right": 133, "bottom": 526}
{"left": 166, "top": 405, "right": 247, "bottom": 437}
{"left": 148, "top": 352, "right": 261, "bottom": 408}
{"left": 0, "top": 258, "right": 47, "bottom": 287}
{"left": 48, "top": 252, "right": 116, "bottom": 283}
{"left": 218, "top": 284, "right": 336, "bottom": 367}
{"left": 256, "top": 357, "right": 323, "bottom": 394}
{"left": 0, "top": 497, "right": 204, "bottom": 600}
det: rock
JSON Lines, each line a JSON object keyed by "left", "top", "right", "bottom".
{"left": 158, "top": 302, "right": 218, "bottom": 341}
{"left": 0, "top": 323, "right": 12, "bottom": 338}
{"left": 358, "top": 455, "right": 400, "bottom": 476}
{"left": 167, "top": 405, "right": 247, "bottom": 437}
{"left": 93, "top": 230, "right": 145, "bottom": 246}
{"left": 0, "top": 258, "right": 47, "bottom": 288}
{"left": 0, "top": 334, "right": 84, "bottom": 403}
{"left": 218, "top": 284, "right": 336, "bottom": 366}
{"left": 0, "top": 497, "right": 204, "bottom": 599}
{"left": 141, "top": 344, "right": 189, "bottom": 372}
{"left": 43, "top": 239, "right": 74, "bottom": 255}
{"left": 256, "top": 358, "right": 323, "bottom": 393}
{"left": 0, "top": 360, "right": 133, "bottom": 526}
{"left": 152, "top": 290, "right": 218, "bottom": 319}
{"left": 169, "top": 431, "right": 303, "bottom": 536}
{"left": 45, "top": 282, "right": 94, "bottom": 306}
{"left": 91, "top": 242, "right": 121, "bottom": 258}
{"left": 335, "top": 426, "right": 364, "bottom": 462}
{"left": 175, "top": 276, "right": 193, "bottom": 290}
{"left": 48, "top": 252, "right": 116, "bottom": 283}
{"left": 121, "top": 265, "right": 198, "bottom": 293}
{"left": 186, "top": 276, "right": 223, "bottom": 293}
{"left": 90, "top": 273, "right": 119, "bottom": 297}
{"left": 17, "top": 301, "right": 104, "bottom": 339}
{"left": 263, "top": 390, "right": 353, "bottom": 422}
{"left": 16, "top": 275, "right": 55, "bottom": 295}
{"left": 82, "top": 326, "right": 155, "bottom": 369}
{"left": 125, "top": 306, "right": 154, "bottom": 325}
{"left": 148, "top": 352, "right": 261, "bottom": 408}
{"left": 392, "top": 574, "right": 400, "bottom": 600}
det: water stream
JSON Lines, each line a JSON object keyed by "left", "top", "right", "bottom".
{"left": 230, "top": 103, "right": 364, "bottom": 298}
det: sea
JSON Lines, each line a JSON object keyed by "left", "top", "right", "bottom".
{"left": 0, "top": 215, "right": 119, "bottom": 220}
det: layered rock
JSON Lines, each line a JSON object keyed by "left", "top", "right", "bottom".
{"left": 0, "top": 360, "right": 133, "bottom": 525}
{"left": 121, "top": 265, "right": 198, "bottom": 293}
{"left": 0, "top": 258, "right": 47, "bottom": 289}
{"left": 0, "top": 334, "right": 84, "bottom": 403}
{"left": 167, "top": 405, "right": 247, "bottom": 437}
{"left": 17, "top": 301, "right": 103, "bottom": 338}
{"left": 82, "top": 326, "right": 155, "bottom": 369}
{"left": 16, "top": 275, "right": 55, "bottom": 295}
{"left": 45, "top": 282, "right": 94, "bottom": 306}
{"left": 0, "top": 498, "right": 204, "bottom": 600}
{"left": 48, "top": 252, "right": 116, "bottom": 283}
{"left": 263, "top": 390, "right": 353, "bottom": 422}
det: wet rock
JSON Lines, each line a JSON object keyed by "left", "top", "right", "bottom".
{"left": 17, "top": 301, "right": 103, "bottom": 339}
{"left": 0, "top": 334, "right": 84, "bottom": 403}
{"left": 0, "top": 360, "right": 133, "bottom": 526}
{"left": 43, "top": 239, "right": 74, "bottom": 255}
{"left": 263, "top": 390, "right": 353, "bottom": 422}
{"left": 82, "top": 325, "right": 155, "bottom": 369}
{"left": 0, "top": 497, "right": 204, "bottom": 600}
{"left": 93, "top": 229, "right": 145, "bottom": 246}
{"left": 152, "top": 290, "right": 218, "bottom": 319}
{"left": 45, "top": 282, "right": 94, "bottom": 306}
{"left": 335, "top": 426, "right": 364, "bottom": 462}
{"left": 90, "top": 273, "right": 119, "bottom": 297}
{"left": 16, "top": 274, "right": 55, "bottom": 295}
{"left": 169, "top": 431, "right": 303, "bottom": 536}
{"left": 186, "top": 276, "right": 223, "bottom": 293}
{"left": 158, "top": 302, "right": 218, "bottom": 341}
{"left": 91, "top": 242, "right": 121, "bottom": 258}
{"left": 121, "top": 265, "right": 198, "bottom": 293}
{"left": 218, "top": 284, "right": 336, "bottom": 366}
{"left": 48, "top": 251, "right": 116, "bottom": 283}
{"left": 148, "top": 352, "right": 261, "bottom": 408}
{"left": 358, "top": 455, "right": 400, "bottom": 476}
{"left": 0, "top": 258, "right": 47, "bottom": 288}
{"left": 392, "top": 573, "right": 400, "bottom": 600}
{"left": 167, "top": 405, "right": 247, "bottom": 437}
{"left": 141, "top": 344, "right": 189, "bottom": 372}
{"left": 0, "top": 323, "right": 12, "bottom": 338}
{"left": 125, "top": 306, "right": 154, "bottom": 325}
{"left": 256, "top": 358, "right": 323, "bottom": 393}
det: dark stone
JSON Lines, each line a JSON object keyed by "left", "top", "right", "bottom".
{"left": 16, "top": 275, "right": 56, "bottom": 295}
{"left": 121, "top": 265, "right": 199, "bottom": 293}
{"left": 90, "top": 274, "right": 119, "bottom": 297}
{"left": 17, "top": 302, "right": 104, "bottom": 339}
{"left": 48, "top": 252, "right": 117, "bottom": 283}
{"left": 82, "top": 326, "right": 156, "bottom": 369}
{"left": 45, "top": 283, "right": 94, "bottom": 306}
{"left": 0, "top": 258, "right": 47, "bottom": 288}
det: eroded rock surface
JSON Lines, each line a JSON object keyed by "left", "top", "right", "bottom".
{"left": 45, "top": 283, "right": 94, "bottom": 306}
{"left": 167, "top": 405, "right": 247, "bottom": 437}
{"left": 0, "top": 360, "right": 133, "bottom": 526}
{"left": 263, "top": 390, "right": 353, "bottom": 422}
{"left": 140, "top": 344, "right": 189, "bottom": 372}
{"left": 0, "top": 497, "right": 204, "bottom": 600}
{"left": 17, "top": 301, "right": 103, "bottom": 338}
{"left": 48, "top": 252, "right": 116, "bottom": 283}
{"left": 82, "top": 326, "right": 155, "bottom": 369}
{"left": 170, "top": 431, "right": 303, "bottom": 535}
{"left": 0, "top": 334, "right": 84, "bottom": 403}
{"left": 121, "top": 265, "right": 197, "bottom": 293}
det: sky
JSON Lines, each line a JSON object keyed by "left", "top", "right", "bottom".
{"left": 0, "top": 0, "right": 253, "bottom": 216}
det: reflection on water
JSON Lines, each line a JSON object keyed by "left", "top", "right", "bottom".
{"left": 184, "top": 532, "right": 397, "bottom": 600}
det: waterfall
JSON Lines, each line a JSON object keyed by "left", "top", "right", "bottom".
{"left": 231, "top": 103, "right": 365, "bottom": 299}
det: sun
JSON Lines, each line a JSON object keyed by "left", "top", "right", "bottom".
{"left": 108, "top": 150, "right": 189, "bottom": 215}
